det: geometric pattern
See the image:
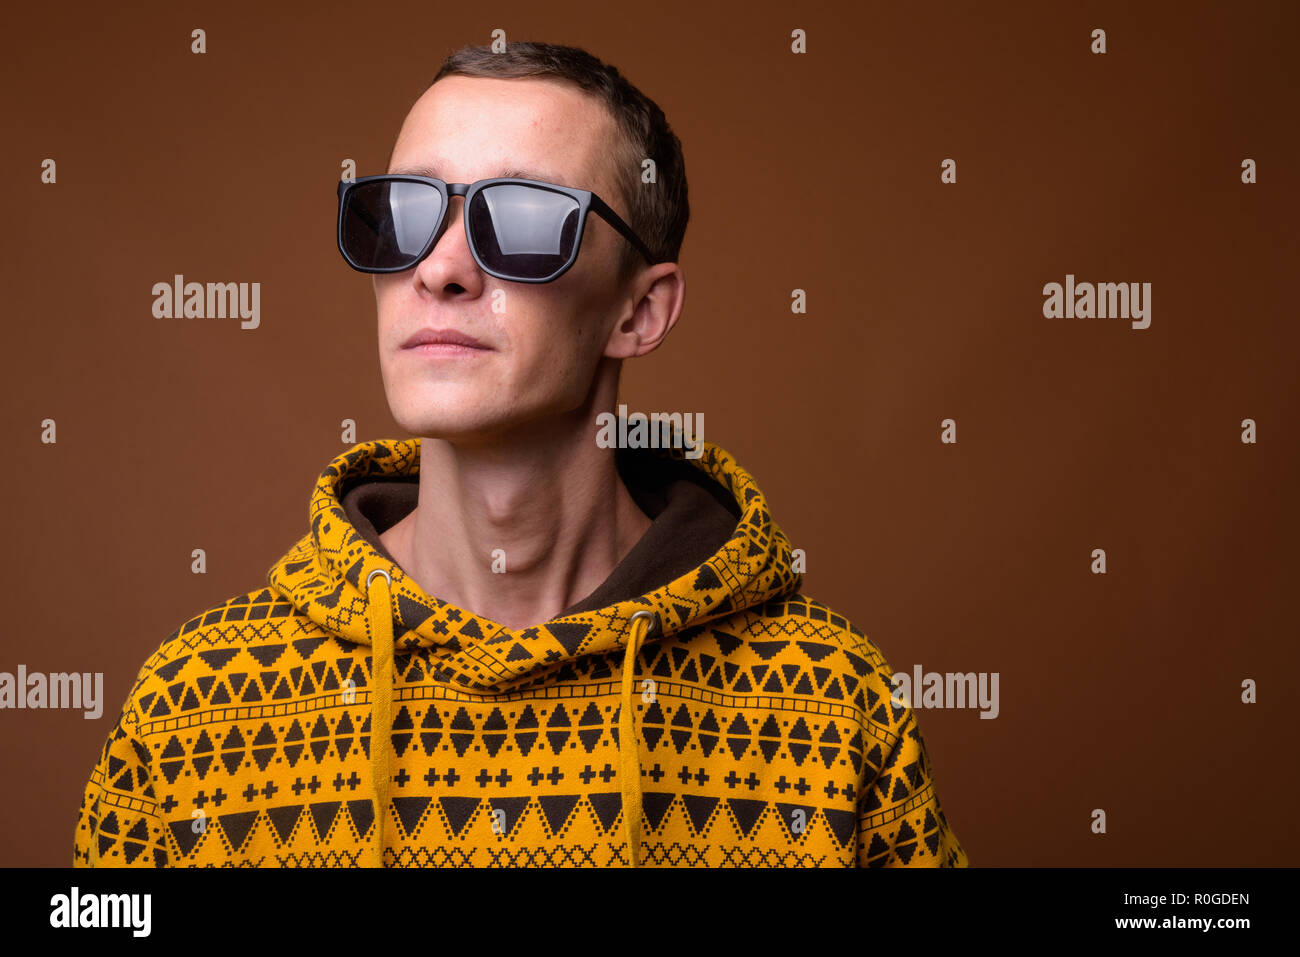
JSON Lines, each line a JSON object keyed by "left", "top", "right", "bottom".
{"left": 74, "top": 437, "right": 968, "bottom": 867}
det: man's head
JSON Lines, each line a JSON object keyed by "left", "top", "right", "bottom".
{"left": 372, "top": 42, "right": 689, "bottom": 446}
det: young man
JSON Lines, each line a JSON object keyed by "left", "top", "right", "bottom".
{"left": 74, "top": 42, "right": 967, "bottom": 868}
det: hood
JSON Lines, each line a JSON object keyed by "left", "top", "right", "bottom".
{"left": 266, "top": 435, "right": 802, "bottom": 866}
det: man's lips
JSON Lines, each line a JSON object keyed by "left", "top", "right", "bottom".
{"left": 401, "top": 328, "right": 490, "bottom": 350}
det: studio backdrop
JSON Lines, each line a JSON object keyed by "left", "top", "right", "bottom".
{"left": 2, "top": 0, "right": 1297, "bottom": 866}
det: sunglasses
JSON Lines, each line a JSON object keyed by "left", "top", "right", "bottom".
{"left": 336, "top": 174, "right": 657, "bottom": 283}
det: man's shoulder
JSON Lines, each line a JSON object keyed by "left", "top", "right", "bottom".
{"left": 696, "top": 592, "right": 906, "bottom": 726}
{"left": 121, "top": 586, "right": 325, "bottom": 732}
{"left": 729, "top": 591, "right": 895, "bottom": 668}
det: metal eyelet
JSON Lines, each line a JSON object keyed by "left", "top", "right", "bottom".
{"left": 366, "top": 568, "right": 392, "bottom": 588}
{"left": 630, "top": 610, "right": 657, "bottom": 635}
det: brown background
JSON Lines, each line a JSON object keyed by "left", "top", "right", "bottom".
{"left": 2, "top": 0, "right": 1296, "bottom": 867}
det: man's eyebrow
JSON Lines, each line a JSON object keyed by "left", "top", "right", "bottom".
{"left": 388, "top": 163, "right": 562, "bottom": 184}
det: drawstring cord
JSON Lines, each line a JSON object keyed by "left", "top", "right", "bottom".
{"left": 364, "top": 565, "right": 655, "bottom": 870}
{"left": 365, "top": 568, "right": 395, "bottom": 868}
{"left": 621, "top": 610, "right": 655, "bottom": 868}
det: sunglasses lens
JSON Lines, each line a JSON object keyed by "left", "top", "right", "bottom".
{"left": 468, "top": 184, "right": 580, "bottom": 280}
{"left": 341, "top": 180, "right": 444, "bottom": 270}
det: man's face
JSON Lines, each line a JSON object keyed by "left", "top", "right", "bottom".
{"left": 376, "top": 75, "right": 636, "bottom": 443}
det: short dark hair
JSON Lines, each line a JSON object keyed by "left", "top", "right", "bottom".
{"left": 426, "top": 41, "right": 689, "bottom": 285}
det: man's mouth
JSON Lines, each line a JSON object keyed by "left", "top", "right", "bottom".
{"left": 401, "top": 327, "right": 491, "bottom": 351}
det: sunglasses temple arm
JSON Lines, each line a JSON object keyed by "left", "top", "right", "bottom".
{"left": 590, "top": 195, "right": 657, "bottom": 265}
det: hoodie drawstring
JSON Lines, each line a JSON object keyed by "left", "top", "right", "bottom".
{"left": 621, "top": 610, "right": 655, "bottom": 868}
{"left": 363, "top": 567, "right": 653, "bottom": 870}
{"left": 365, "top": 568, "right": 395, "bottom": 868}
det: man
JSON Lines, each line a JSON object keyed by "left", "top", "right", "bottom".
{"left": 74, "top": 41, "right": 967, "bottom": 867}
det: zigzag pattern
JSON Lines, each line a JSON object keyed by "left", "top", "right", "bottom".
{"left": 74, "top": 438, "right": 967, "bottom": 867}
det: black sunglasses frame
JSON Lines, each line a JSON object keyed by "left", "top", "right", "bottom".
{"left": 336, "top": 174, "right": 657, "bottom": 283}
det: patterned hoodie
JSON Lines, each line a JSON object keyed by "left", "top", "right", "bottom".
{"left": 74, "top": 436, "right": 968, "bottom": 867}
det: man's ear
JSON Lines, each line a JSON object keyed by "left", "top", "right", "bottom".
{"left": 605, "top": 262, "right": 685, "bottom": 359}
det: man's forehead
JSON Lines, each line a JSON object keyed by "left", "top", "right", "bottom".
{"left": 387, "top": 77, "right": 611, "bottom": 190}
{"left": 387, "top": 160, "right": 571, "bottom": 186}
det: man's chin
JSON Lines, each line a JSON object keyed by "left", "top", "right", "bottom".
{"left": 391, "top": 406, "right": 510, "bottom": 445}
{"left": 396, "top": 419, "right": 490, "bottom": 442}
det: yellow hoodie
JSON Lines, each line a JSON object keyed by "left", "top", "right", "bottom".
{"left": 74, "top": 436, "right": 968, "bottom": 867}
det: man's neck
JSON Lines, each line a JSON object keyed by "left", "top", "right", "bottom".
{"left": 379, "top": 415, "right": 652, "bottom": 630}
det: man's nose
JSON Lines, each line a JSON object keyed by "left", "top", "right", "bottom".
{"left": 435, "top": 195, "right": 468, "bottom": 249}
